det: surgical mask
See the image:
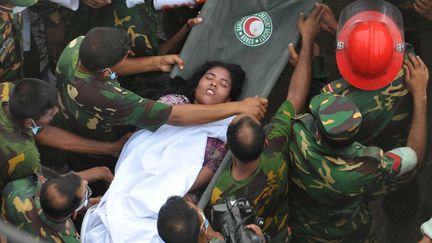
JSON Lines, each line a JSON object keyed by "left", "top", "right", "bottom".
{"left": 30, "top": 119, "right": 41, "bottom": 135}
{"left": 103, "top": 68, "right": 118, "bottom": 80}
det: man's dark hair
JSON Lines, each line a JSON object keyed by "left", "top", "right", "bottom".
{"left": 157, "top": 196, "right": 200, "bottom": 243}
{"left": 40, "top": 172, "right": 82, "bottom": 220}
{"left": 227, "top": 116, "right": 265, "bottom": 163}
{"left": 79, "top": 27, "right": 131, "bottom": 71}
{"left": 9, "top": 78, "right": 57, "bottom": 120}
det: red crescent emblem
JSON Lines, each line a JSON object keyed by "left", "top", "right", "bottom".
{"left": 244, "top": 17, "right": 260, "bottom": 37}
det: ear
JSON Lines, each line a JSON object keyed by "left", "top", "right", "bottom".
{"left": 101, "top": 69, "right": 110, "bottom": 78}
{"left": 263, "top": 139, "right": 269, "bottom": 148}
{"left": 23, "top": 119, "right": 33, "bottom": 129}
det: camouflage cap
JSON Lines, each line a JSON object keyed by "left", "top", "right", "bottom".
{"left": 309, "top": 93, "right": 362, "bottom": 142}
{"left": 1, "top": 0, "right": 38, "bottom": 7}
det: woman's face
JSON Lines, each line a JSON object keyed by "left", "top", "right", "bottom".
{"left": 194, "top": 66, "right": 232, "bottom": 105}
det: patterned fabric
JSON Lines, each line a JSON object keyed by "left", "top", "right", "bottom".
{"left": 288, "top": 112, "right": 416, "bottom": 242}
{"left": 66, "top": 0, "right": 159, "bottom": 57}
{"left": 309, "top": 93, "right": 362, "bottom": 142}
{"left": 0, "top": 82, "right": 41, "bottom": 190}
{"left": 158, "top": 94, "right": 227, "bottom": 174}
{"left": 0, "top": 11, "right": 23, "bottom": 83}
{"left": 321, "top": 62, "right": 412, "bottom": 151}
{"left": 53, "top": 36, "right": 172, "bottom": 141}
{"left": 209, "top": 101, "right": 293, "bottom": 243}
{"left": 1, "top": 177, "right": 79, "bottom": 243}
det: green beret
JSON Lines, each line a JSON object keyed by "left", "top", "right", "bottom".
{"left": 309, "top": 93, "right": 362, "bottom": 142}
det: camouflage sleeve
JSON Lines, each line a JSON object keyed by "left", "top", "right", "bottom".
{"left": 264, "top": 100, "right": 295, "bottom": 154}
{"left": 0, "top": 82, "right": 13, "bottom": 101}
{"left": 1, "top": 181, "right": 44, "bottom": 241}
{"left": 366, "top": 147, "right": 418, "bottom": 199}
{"left": 102, "top": 87, "right": 173, "bottom": 132}
{"left": 29, "top": 0, "right": 64, "bottom": 28}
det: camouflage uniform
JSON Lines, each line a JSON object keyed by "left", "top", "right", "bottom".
{"left": 66, "top": 0, "right": 159, "bottom": 57}
{"left": 0, "top": 0, "right": 38, "bottom": 83}
{"left": 288, "top": 93, "right": 417, "bottom": 242}
{"left": 0, "top": 82, "right": 41, "bottom": 190}
{"left": 209, "top": 101, "right": 293, "bottom": 243}
{"left": 1, "top": 176, "right": 79, "bottom": 243}
{"left": 321, "top": 50, "right": 416, "bottom": 151}
{"left": 321, "top": 69, "right": 412, "bottom": 151}
{"left": 53, "top": 36, "right": 172, "bottom": 142}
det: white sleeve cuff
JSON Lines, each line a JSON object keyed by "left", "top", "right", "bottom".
{"left": 49, "top": 0, "right": 79, "bottom": 10}
{"left": 126, "top": 0, "right": 145, "bottom": 8}
{"left": 388, "top": 147, "right": 417, "bottom": 176}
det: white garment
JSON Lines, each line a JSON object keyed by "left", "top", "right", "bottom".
{"left": 81, "top": 117, "right": 232, "bottom": 243}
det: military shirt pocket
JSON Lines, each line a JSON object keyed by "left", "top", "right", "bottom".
{"left": 0, "top": 37, "right": 16, "bottom": 69}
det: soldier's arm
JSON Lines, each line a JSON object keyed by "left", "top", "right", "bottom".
{"left": 286, "top": 4, "right": 324, "bottom": 114}
{"left": 404, "top": 54, "right": 428, "bottom": 164}
{"left": 112, "top": 55, "right": 185, "bottom": 75}
{"left": 168, "top": 97, "right": 267, "bottom": 125}
{"left": 159, "top": 17, "right": 203, "bottom": 55}
{"left": 35, "top": 126, "right": 130, "bottom": 157}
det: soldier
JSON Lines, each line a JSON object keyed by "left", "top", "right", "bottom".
{"left": 287, "top": 44, "right": 428, "bottom": 242}
{"left": 1, "top": 171, "right": 91, "bottom": 242}
{"left": 0, "top": 78, "right": 116, "bottom": 191}
{"left": 317, "top": 0, "right": 414, "bottom": 150}
{"left": 41, "top": 27, "right": 267, "bottom": 171}
{"left": 0, "top": 0, "right": 38, "bottom": 83}
{"left": 208, "top": 5, "right": 325, "bottom": 242}
{"left": 0, "top": 78, "right": 56, "bottom": 189}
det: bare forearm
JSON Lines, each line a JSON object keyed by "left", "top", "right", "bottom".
{"left": 407, "top": 95, "right": 427, "bottom": 162}
{"left": 160, "top": 25, "right": 190, "bottom": 55}
{"left": 190, "top": 167, "right": 214, "bottom": 191}
{"left": 113, "top": 56, "right": 160, "bottom": 75}
{"left": 35, "top": 126, "right": 115, "bottom": 156}
{"left": 168, "top": 102, "right": 239, "bottom": 125}
{"left": 287, "top": 39, "right": 313, "bottom": 113}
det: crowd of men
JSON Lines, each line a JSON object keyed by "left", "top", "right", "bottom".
{"left": 0, "top": 0, "right": 432, "bottom": 242}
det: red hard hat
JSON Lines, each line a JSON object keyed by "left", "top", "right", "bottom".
{"left": 336, "top": 9, "right": 404, "bottom": 90}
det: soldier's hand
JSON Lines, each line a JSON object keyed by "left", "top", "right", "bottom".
{"left": 298, "top": 3, "right": 325, "bottom": 44}
{"left": 111, "top": 132, "right": 132, "bottom": 157}
{"left": 419, "top": 235, "right": 432, "bottom": 243}
{"left": 403, "top": 54, "right": 429, "bottom": 98}
{"left": 77, "top": 166, "right": 114, "bottom": 185}
{"left": 245, "top": 224, "right": 264, "bottom": 238}
{"left": 81, "top": 0, "right": 111, "bottom": 8}
{"left": 288, "top": 43, "right": 299, "bottom": 67}
{"left": 185, "top": 16, "right": 203, "bottom": 30}
{"left": 157, "top": 55, "right": 185, "bottom": 72}
{"left": 288, "top": 42, "right": 320, "bottom": 67}
{"left": 414, "top": 0, "right": 432, "bottom": 21}
{"left": 238, "top": 97, "right": 268, "bottom": 121}
{"left": 320, "top": 4, "right": 338, "bottom": 36}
